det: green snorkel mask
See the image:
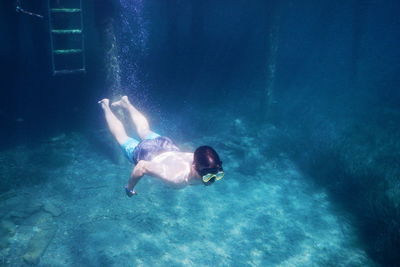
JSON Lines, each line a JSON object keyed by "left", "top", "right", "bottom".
{"left": 199, "top": 167, "right": 224, "bottom": 185}
{"left": 202, "top": 171, "right": 224, "bottom": 182}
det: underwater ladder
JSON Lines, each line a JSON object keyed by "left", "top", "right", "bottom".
{"left": 47, "top": 0, "right": 86, "bottom": 75}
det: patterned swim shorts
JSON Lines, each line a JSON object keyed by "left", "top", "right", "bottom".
{"left": 120, "top": 132, "right": 180, "bottom": 164}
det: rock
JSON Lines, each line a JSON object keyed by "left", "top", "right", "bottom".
{"left": 0, "top": 220, "right": 16, "bottom": 236}
{"left": 0, "top": 235, "right": 9, "bottom": 248}
{"left": 22, "top": 215, "right": 57, "bottom": 265}
{"left": 6, "top": 202, "right": 43, "bottom": 221}
{"left": 0, "top": 191, "right": 16, "bottom": 202}
{"left": 232, "top": 118, "right": 247, "bottom": 136}
{"left": 23, "top": 212, "right": 52, "bottom": 227}
{"left": 50, "top": 133, "right": 66, "bottom": 142}
{"left": 43, "top": 202, "right": 62, "bottom": 217}
{"left": 0, "top": 219, "right": 16, "bottom": 250}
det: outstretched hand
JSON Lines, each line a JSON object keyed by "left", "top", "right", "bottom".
{"left": 125, "top": 187, "right": 137, "bottom": 197}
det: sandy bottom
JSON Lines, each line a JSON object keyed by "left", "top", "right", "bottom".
{"left": 0, "top": 131, "right": 375, "bottom": 266}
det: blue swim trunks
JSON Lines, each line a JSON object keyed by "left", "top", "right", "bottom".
{"left": 120, "top": 132, "right": 180, "bottom": 164}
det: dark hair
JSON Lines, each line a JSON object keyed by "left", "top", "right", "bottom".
{"left": 193, "top": 146, "right": 223, "bottom": 176}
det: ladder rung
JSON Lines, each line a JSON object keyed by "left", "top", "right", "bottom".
{"left": 52, "top": 29, "right": 82, "bottom": 34}
{"left": 54, "top": 69, "right": 86, "bottom": 75}
{"left": 50, "top": 8, "right": 81, "bottom": 13}
{"left": 53, "top": 49, "right": 82, "bottom": 55}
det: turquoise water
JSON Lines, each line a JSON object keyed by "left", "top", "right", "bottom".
{"left": 0, "top": 127, "right": 374, "bottom": 266}
{"left": 1, "top": 0, "right": 399, "bottom": 266}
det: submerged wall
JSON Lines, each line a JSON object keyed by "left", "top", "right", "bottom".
{"left": 268, "top": 1, "right": 400, "bottom": 266}
{"left": 0, "top": 0, "right": 112, "bottom": 147}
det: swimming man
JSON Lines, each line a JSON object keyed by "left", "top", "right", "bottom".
{"left": 98, "top": 96, "right": 224, "bottom": 197}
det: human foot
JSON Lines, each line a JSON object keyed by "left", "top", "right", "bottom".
{"left": 111, "top": 96, "right": 130, "bottom": 108}
{"left": 98, "top": 99, "right": 110, "bottom": 109}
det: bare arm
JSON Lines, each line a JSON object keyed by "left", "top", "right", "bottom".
{"left": 125, "top": 161, "right": 146, "bottom": 195}
{"left": 125, "top": 160, "right": 164, "bottom": 197}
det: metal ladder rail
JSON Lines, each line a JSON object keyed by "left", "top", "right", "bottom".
{"left": 47, "top": 0, "right": 86, "bottom": 75}
{"left": 47, "top": 0, "right": 56, "bottom": 75}
{"left": 79, "top": 0, "right": 86, "bottom": 74}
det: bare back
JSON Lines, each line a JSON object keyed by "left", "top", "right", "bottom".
{"left": 149, "top": 151, "right": 197, "bottom": 187}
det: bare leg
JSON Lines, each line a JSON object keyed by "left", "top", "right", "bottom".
{"left": 112, "top": 96, "right": 156, "bottom": 140}
{"left": 98, "top": 99, "right": 130, "bottom": 145}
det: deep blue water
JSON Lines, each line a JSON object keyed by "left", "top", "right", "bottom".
{"left": 0, "top": 0, "right": 399, "bottom": 266}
